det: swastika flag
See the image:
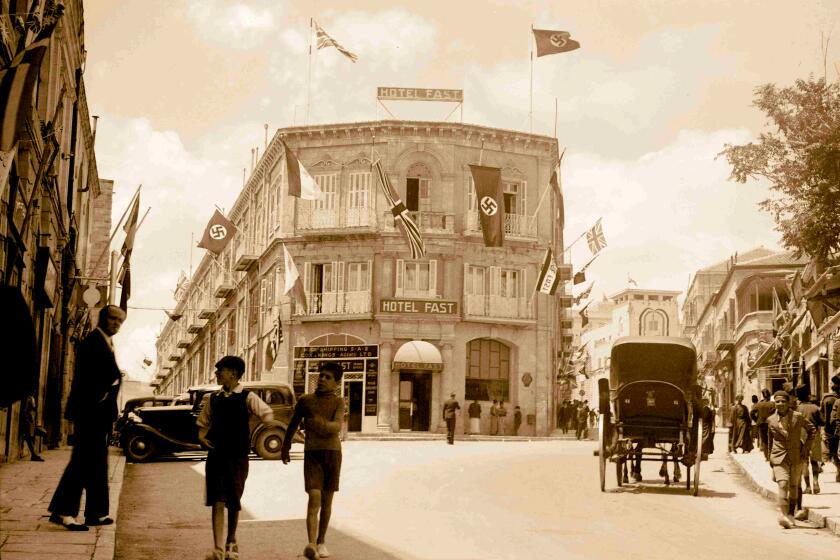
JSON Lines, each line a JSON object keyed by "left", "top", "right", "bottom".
{"left": 469, "top": 165, "right": 504, "bottom": 247}
{"left": 533, "top": 29, "right": 580, "bottom": 57}
{"left": 198, "top": 209, "right": 235, "bottom": 254}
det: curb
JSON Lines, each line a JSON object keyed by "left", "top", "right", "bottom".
{"left": 725, "top": 452, "right": 840, "bottom": 537}
{"left": 93, "top": 450, "right": 126, "bottom": 560}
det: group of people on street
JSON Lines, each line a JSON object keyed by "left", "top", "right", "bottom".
{"left": 733, "top": 376, "right": 840, "bottom": 529}
{"left": 556, "top": 399, "right": 596, "bottom": 439}
{"left": 457, "top": 398, "right": 524, "bottom": 439}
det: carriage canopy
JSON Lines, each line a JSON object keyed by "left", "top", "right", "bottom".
{"left": 609, "top": 336, "right": 697, "bottom": 391}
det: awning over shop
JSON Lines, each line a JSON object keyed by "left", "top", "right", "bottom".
{"left": 0, "top": 286, "right": 37, "bottom": 407}
{"left": 803, "top": 341, "right": 826, "bottom": 370}
{"left": 393, "top": 340, "right": 443, "bottom": 371}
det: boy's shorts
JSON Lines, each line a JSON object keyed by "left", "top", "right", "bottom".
{"left": 205, "top": 452, "right": 249, "bottom": 510}
{"left": 304, "top": 450, "right": 342, "bottom": 492}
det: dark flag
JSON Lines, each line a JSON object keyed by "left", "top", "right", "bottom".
{"left": 469, "top": 165, "right": 504, "bottom": 247}
{"left": 550, "top": 160, "right": 564, "bottom": 231}
{"left": 573, "top": 253, "right": 599, "bottom": 285}
{"left": 118, "top": 261, "right": 131, "bottom": 311}
{"left": 374, "top": 160, "right": 426, "bottom": 259}
{"left": 118, "top": 192, "right": 140, "bottom": 311}
{"left": 198, "top": 209, "right": 235, "bottom": 254}
{"left": 574, "top": 282, "right": 594, "bottom": 305}
{"left": 533, "top": 29, "right": 580, "bottom": 57}
{"left": 164, "top": 310, "right": 183, "bottom": 321}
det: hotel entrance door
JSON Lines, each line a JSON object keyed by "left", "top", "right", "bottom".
{"left": 398, "top": 372, "right": 431, "bottom": 431}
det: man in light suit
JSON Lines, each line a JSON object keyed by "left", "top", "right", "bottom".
{"left": 48, "top": 305, "right": 126, "bottom": 530}
{"left": 767, "top": 390, "right": 817, "bottom": 529}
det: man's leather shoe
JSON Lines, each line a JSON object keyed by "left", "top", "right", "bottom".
{"left": 49, "top": 514, "right": 89, "bottom": 531}
{"left": 85, "top": 516, "right": 114, "bottom": 526}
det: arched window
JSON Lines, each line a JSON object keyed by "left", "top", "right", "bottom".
{"left": 308, "top": 333, "right": 366, "bottom": 346}
{"left": 639, "top": 309, "right": 669, "bottom": 336}
{"left": 465, "top": 338, "right": 510, "bottom": 401}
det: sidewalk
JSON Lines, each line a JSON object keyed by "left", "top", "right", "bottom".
{"left": 726, "top": 440, "right": 840, "bottom": 537}
{"left": 0, "top": 446, "right": 126, "bottom": 560}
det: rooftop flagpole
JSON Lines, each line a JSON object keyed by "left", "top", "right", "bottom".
{"left": 306, "top": 17, "right": 313, "bottom": 124}
{"left": 529, "top": 24, "right": 534, "bottom": 133}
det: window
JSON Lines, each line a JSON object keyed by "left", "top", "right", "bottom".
{"left": 347, "top": 262, "right": 370, "bottom": 291}
{"left": 314, "top": 174, "right": 338, "bottom": 210}
{"left": 396, "top": 259, "right": 437, "bottom": 298}
{"left": 465, "top": 339, "right": 510, "bottom": 401}
{"left": 348, "top": 172, "right": 370, "bottom": 208}
{"left": 465, "top": 265, "right": 485, "bottom": 295}
{"left": 406, "top": 162, "right": 431, "bottom": 213}
{"left": 499, "top": 269, "right": 520, "bottom": 298}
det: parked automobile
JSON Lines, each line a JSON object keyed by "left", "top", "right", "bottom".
{"left": 111, "top": 396, "right": 175, "bottom": 446}
{"left": 120, "top": 381, "right": 303, "bottom": 462}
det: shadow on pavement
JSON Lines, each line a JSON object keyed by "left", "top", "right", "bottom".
{"left": 607, "top": 483, "right": 735, "bottom": 499}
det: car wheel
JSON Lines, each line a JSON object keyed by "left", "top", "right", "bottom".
{"left": 255, "top": 428, "right": 285, "bottom": 460}
{"left": 125, "top": 433, "right": 157, "bottom": 462}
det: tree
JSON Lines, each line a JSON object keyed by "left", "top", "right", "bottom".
{"left": 720, "top": 77, "right": 840, "bottom": 266}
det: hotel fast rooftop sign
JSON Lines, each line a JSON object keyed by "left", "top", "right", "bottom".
{"left": 376, "top": 87, "right": 463, "bottom": 102}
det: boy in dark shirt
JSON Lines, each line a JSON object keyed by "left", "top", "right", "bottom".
{"left": 281, "top": 361, "right": 344, "bottom": 560}
{"left": 197, "top": 356, "right": 273, "bottom": 560}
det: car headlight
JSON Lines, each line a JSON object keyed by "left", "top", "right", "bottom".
{"left": 127, "top": 412, "right": 142, "bottom": 423}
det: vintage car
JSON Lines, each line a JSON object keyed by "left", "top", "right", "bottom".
{"left": 111, "top": 395, "right": 176, "bottom": 445}
{"left": 120, "top": 381, "right": 303, "bottom": 462}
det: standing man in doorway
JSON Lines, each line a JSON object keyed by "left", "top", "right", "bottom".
{"left": 467, "top": 399, "right": 482, "bottom": 435}
{"left": 48, "top": 305, "right": 126, "bottom": 530}
{"left": 442, "top": 393, "right": 461, "bottom": 445}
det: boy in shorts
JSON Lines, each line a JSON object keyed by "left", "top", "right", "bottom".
{"left": 281, "top": 362, "right": 344, "bottom": 559}
{"left": 197, "top": 356, "right": 273, "bottom": 559}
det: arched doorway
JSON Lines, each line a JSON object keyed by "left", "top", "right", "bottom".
{"left": 393, "top": 341, "right": 443, "bottom": 431}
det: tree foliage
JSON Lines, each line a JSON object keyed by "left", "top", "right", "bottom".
{"left": 720, "top": 77, "right": 840, "bottom": 265}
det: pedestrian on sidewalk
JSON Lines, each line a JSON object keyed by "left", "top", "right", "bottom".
{"left": 468, "top": 399, "right": 481, "bottom": 435}
{"left": 48, "top": 305, "right": 126, "bottom": 531}
{"left": 497, "top": 401, "right": 508, "bottom": 435}
{"left": 197, "top": 355, "right": 274, "bottom": 560}
{"left": 752, "top": 389, "right": 775, "bottom": 461}
{"left": 281, "top": 361, "right": 345, "bottom": 560}
{"left": 729, "top": 395, "right": 753, "bottom": 453}
{"left": 767, "top": 390, "right": 817, "bottom": 529}
{"left": 795, "top": 388, "right": 823, "bottom": 494}
{"left": 557, "top": 401, "right": 567, "bottom": 432}
{"left": 749, "top": 395, "right": 760, "bottom": 449}
{"left": 576, "top": 400, "right": 590, "bottom": 440}
{"left": 820, "top": 376, "right": 840, "bottom": 482}
{"left": 490, "top": 400, "right": 499, "bottom": 435}
{"left": 442, "top": 393, "right": 460, "bottom": 444}
{"left": 513, "top": 406, "right": 522, "bottom": 435}
{"left": 21, "top": 394, "right": 45, "bottom": 461}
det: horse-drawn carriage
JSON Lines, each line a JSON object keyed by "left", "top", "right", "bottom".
{"left": 596, "top": 336, "right": 712, "bottom": 495}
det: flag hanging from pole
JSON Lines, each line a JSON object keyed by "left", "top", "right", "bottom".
{"left": 573, "top": 252, "right": 600, "bottom": 285}
{"left": 283, "top": 244, "right": 308, "bottom": 315}
{"left": 268, "top": 309, "right": 283, "bottom": 366}
{"left": 535, "top": 248, "right": 562, "bottom": 295}
{"left": 469, "top": 165, "right": 505, "bottom": 247}
{"left": 549, "top": 161, "right": 564, "bottom": 231}
{"left": 283, "top": 139, "right": 323, "bottom": 200}
{"left": 586, "top": 219, "right": 607, "bottom": 255}
{"left": 313, "top": 20, "right": 358, "bottom": 63}
{"left": 532, "top": 28, "right": 580, "bottom": 57}
{"left": 373, "top": 160, "right": 426, "bottom": 259}
{"left": 198, "top": 209, "right": 235, "bottom": 254}
{"left": 121, "top": 193, "right": 140, "bottom": 256}
{"left": 573, "top": 282, "right": 594, "bottom": 305}
{"left": 579, "top": 301, "right": 592, "bottom": 328}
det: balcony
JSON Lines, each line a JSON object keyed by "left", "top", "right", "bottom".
{"left": 297, "top": 290, "right": 372, "bottom": 317}
{"left": 736, "top": 311, "right": 773, "bottom": 336}
{"left": 379, "top": 211, "right": 455, "bottom": 234}
{"left": 297, "top": 205, "right": 377, "bottom": 231}
{"left": 466, "top": 211, "right": 537, "bottom": 238}
{"left": 234, "top": 253, "right": 259, "bottom": 271}
{"left": 214, "top": 283, "right": 235, "bottom": 299}
{"left": 463, "top": 294, "right": 534, "bottom": 321}
{"left": 187, "top": 322, "right": 204, "bottom": 334}
{"left": 168, "top": 353, "right": 182, "bottom": 362}
{"left": 715, "top": 326, "right": 734, "bottom": 352}
{"left": 176, "top": 339, "right": 190, "bottom": 349}
{"left": 198, "top": 308, "right": 215, "bottom": 320}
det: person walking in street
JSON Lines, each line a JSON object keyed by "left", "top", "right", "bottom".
{"left": 496, "top": 401, "right": 508, "bottom": 435}
{"left": 820, "top": 375, "right": 840, "bottom": 481}
{"left": 729, "top": 395, "right": 753, "bottom": 453}
{"left": 47, "top": 305, "right": 126, "bottom": 531}
{"left": 767, "top": 390, "right": 817, "bottom": 529}
{"left": 490, "top": 400, "right": 499, "bottom": 435}
{"left": 576, "top": 401, "right": 590, "bottom": 440}
{"left": 21, "top": 394, "right": 45, "bottom": 461}
{"left": 795, "top": 386, "right": 823, "bottom": 495}
{"left": 442, "top": 393, "right": 461, "bottom": 444}
{"left": 749, "top": 394, "right": 760, "bottom": 449}
{"left": 197, "top": 356, "right": 273, "bottom": 560}
{"left": 752, "top": 389, "right": 775, "bottom": 461}
{"left": 557, "top": 401, "right": 566, "bottom": 432}
{"left": 513, "top": 405, "right": 522, "bottom": 435}
{"left": 468, "top": 399, "right": 481, "bottom": 435}
{"left": 281, "top": 362, "right": 345, "bottom": 560}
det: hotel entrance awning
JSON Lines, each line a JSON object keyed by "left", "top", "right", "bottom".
{"left": 393, "top": 340, "right": 443, "bottom": 371}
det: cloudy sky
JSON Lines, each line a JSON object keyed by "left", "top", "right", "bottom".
{"left": 82, "top": 0, "right": 840, "bottom": 381}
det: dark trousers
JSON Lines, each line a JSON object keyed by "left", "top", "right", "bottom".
{"left": 445, "top": 417, "right": 456, "bottom": 444}
{"left": 48, "top": 424, "right": 110, "bottom": 518}
{"left": 759, "top": 423, "right": 770, "bottom": 460}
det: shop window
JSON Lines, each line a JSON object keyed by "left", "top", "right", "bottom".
{"left": 465, "top": 338, "right": 510, "bottom": 401}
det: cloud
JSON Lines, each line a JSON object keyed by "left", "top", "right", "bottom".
{"left": 187, "top": 0, "right": 276, "bottom": 49}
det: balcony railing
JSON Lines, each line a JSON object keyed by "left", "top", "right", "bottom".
{"left": 466, "top": 211, "right": 537, "bottom": 238}
{"left": 736, "top": 311, "right": 773, "bottom": 336}
{"left": 715, "top": 326, "right": 734, "bottom": 351}
{"left": 297, "top": 206, "right": 377, "bottom": 230}
{"left": 463, "top": 294, "right": 534, "bottom": 320}
{"left": 380, "top": 210, "right": 456, "bottom": 233}
{"left": 295, "top": 290, "right": 372, "bottom": 317}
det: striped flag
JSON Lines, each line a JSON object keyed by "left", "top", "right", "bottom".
{"left": 313, "top": 20, "right": 358, "bottom": 63}
{"left": 282, "top": 139, "right": 322, "bottom": 200}
{"left": 535, "top": 248, "right": 562, "bottom": 295}
{"left": 283, "top": 244, "right": 309, "bottom": 315}
{"left": 586, "top": 219, "right": 607, "bottom": 255}
{"left": 373, "top": 160, "right": 426, "bottom": 259}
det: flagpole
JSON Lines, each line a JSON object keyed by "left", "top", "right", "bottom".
{"left": 532, "top": 148, "right": 565, "bottom": 218}
{"left": 91, "top": 184, "right": 142, "bottom": 282}
{"left": 529, "top": 24, "right": 534, "bottom": 134}
{"left": 563, "top": 216, "right": 601, "bottom": 253}
{"left": 306, "top": 17, "right": 313, "bottom": 124}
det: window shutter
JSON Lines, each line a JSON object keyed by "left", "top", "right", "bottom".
{"left": 395, "top": 259, "right": 404, "bottom": 296}
{"left": 428, "top": 259, "right": 438, "bottom": 297}
{"left": 464, "top": 263, "right": 471, "bottom": 296}
{"left": 520, "top": 180, "right": 527, "bottom": 215}
{"left": 520, "top": 267, "right": 528, "bottom": 317}
{"left": 366, "top": 259, "right": 373, "bottom": 292}
{"left": 303, "top": 261, "right": 311, "bottom": 297}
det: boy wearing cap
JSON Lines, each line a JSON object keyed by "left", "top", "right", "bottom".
{"left": 767, "top": 390, "right": 817, "bottom": 529}
{"left": 197, "top": 356, "right": 273, "bottom": 560}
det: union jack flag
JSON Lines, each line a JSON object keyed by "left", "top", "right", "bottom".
{"left": 313, "top": 20, "right": 358, "bottom": 63}
{"left": 373, "top": 160, "right": 426, "bottom": 259}
{"left": 586, "top": 219, "right": 607, "bottom": 255}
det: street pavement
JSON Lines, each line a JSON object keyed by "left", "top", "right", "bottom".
{"left": 112, "top": 432, "right": 838, "bottom": 560}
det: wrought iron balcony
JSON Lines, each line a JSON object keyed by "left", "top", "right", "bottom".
{"left": 466, "top": 211, "right": 537, "bottom": 238}
{"left": 296, "top": 290, "right": 372, "bottom": 317}
{"left": 296, "top": 206, "right": 377, "bottom": 231}
{"left": 463, "top": 294, "right": 534, "bottom": 321}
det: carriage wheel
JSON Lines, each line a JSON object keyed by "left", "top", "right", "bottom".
{"left": 598, "top": 413, "right": 607, "bottom": 492}
{"left": 692, "top": 417, "right": 703, "bottom": 496}
{"left": 616, "top": 459, "right": 624, "bottom": 487}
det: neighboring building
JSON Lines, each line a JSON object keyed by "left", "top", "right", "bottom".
{"left": 153, "top": 120, "right": 571, "bottom": 436}
{"left": 682, "top": 249, "right": 808, "bottom": 425}
{"left": 576, "top": 287, "right": 681, "bottom": 406}
{"left": 1, "top": 1, "right": 112, "bottom": 461}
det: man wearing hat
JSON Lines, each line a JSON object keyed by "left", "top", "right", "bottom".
{"left": 442, "top": 393, "right": 461, "bottom": 445}
{"left": 767, "top": 390, "right": 817, "bottom": 528}
{"left": 820, "top": 375, "right": 840, "bottom": 482}
{"left": 752, "top": 389, "right": 776, "bottom": 461}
